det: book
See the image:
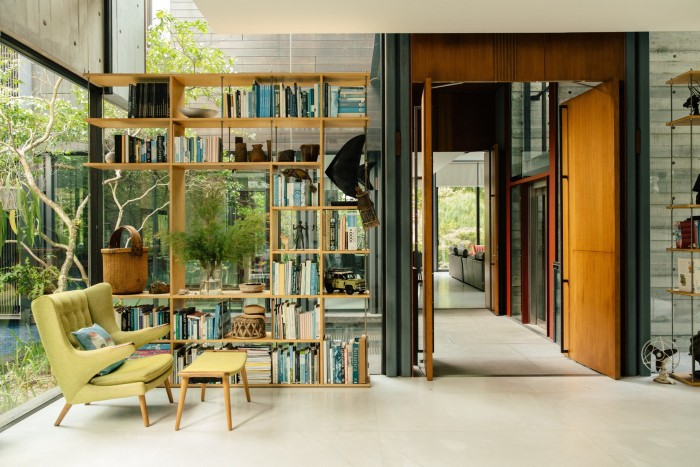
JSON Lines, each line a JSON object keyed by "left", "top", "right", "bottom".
{"left": 678, "top": 257, "right": 693, "bottom": 292}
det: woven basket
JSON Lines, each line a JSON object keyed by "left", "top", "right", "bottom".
{"left": 101, "top": 225, "right": 149, "bottom": 294}
{"left": 231, "top": 314, "right": 266, "bottom": 339}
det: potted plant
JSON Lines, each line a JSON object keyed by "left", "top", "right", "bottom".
{"left": 0, "top": 259, "right": 60, "bottom": 301}
{"left": 169, "top": 175, "right": 266, "bottom": 294}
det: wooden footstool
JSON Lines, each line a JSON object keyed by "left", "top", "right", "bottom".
{"left": 174, "top": 350, "right": 251, "bottom": 431}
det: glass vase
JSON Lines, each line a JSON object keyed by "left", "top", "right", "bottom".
{"left": 199, "top": 262, "right": 223, "bottom": 295}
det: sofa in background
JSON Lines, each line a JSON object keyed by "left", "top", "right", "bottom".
{"left": 447, "top": 243, "right": 485, "bottom": 291}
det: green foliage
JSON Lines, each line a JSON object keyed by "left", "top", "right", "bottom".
{"left": 437, "top": 187, "right": 483, "bottom": 268}
{"left": 0, "top": 329, "right": 55, "bottom": 414}
{"left": 169, "top": 173, "right": 266, "bottom": 274}
{"left": 146, "top": 11, "right": 235, "bottom": 104}
{"left": 0, "top": 259, "right": 59, "bottom": 300}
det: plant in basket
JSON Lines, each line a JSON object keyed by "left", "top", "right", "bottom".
{"left": 168, "top": 174, "right": 266, "bottom": 294}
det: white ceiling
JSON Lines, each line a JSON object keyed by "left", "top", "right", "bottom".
{"left": 195, "top": 0, "right": 700, "bottom": 34}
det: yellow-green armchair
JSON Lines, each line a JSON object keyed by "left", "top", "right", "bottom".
{"left": 32, "top": 282, "right": 173, "bottom": 427}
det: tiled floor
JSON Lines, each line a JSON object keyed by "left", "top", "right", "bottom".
{"left": 3, "top": 374, "right": 700, "bottom": 466}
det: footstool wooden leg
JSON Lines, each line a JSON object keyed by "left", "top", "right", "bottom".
{"left": 222, "top": 373, "right": 232, "bottom": 431}
{"left": 201, "top": 384, "right": 206, "bottom": 402}
{"left": 240, "top": 367, "right": 251, "bottom": 402}
{"left": 175, "top": 376, "right": 189, "bottom": 431}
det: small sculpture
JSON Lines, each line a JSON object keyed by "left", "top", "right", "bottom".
{"left": 282, "top": 169, "right": 318, "bottom": 192}
{"left": 280, "top": 232, "right": 290, "bottom": 250}
{"left": 292, "top": 220, "right": 308, "bottom": 249}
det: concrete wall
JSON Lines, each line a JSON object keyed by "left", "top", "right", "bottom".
{"left": 0, "top": 0, "right": 146, "bottom": 76}
{"left": 649, "top": 31, "right": 700, "bottom": 348}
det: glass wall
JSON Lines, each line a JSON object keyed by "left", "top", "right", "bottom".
{"left": 0, "top": 43, "right": 89, "bottom": 416}
{"left": 511, "top": 82, "right": 550, "bottom": 179}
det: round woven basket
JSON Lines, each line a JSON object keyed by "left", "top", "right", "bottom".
{"left": 231, "top": 314, "right": 266, "bottom": 339}
{"left": 240, "top": 282, "right": 264, "bottom": 293}
{"left": 243, "top": 304, "right": 266, "bottom": 315}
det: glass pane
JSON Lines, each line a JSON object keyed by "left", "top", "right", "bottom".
{"left": 510, "top": 185, "right": 522, "bottom": 320}
{"left": 511, "top": 82, "right": 550, "bottom": 179}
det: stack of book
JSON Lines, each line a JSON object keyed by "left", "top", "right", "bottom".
{"left": 272, "top": 173, "right": 319, "bottom": 207}
{"left": 112, "top": 134, "right": 167, "bottom": 163}
{"left": 325, "top": 211, "right": 363, "bottom": 250}
{"left": 115, "top": 304, "right": 170, "bottom": 332}
{"left": 226, "top": 344, "right": 272, "bottom": 385}
{"left": 323, "top": 335, "right": 369, "bottom": 384}
{"left": 272, "top": 259, "right": 320, "bottom": 295}
{"left": 271, "top": 343, "right": 319, "bottom": 384}
{"left": 128, "top": 82, "right": 169, "bottom": 118}
{"left": 323, "top": 85, "right": 366, "bottom": 117}
{"left": 271, "top": 299, "right": 320, "bottom": 340}
{"left": 173, "top": 135, "right": 222, "bottom": 163}
{"left": 674, "top": 218, "right": 699, "bottom": 248}
{"left": 173, "top": 301, "right": 229, "bottom": 340}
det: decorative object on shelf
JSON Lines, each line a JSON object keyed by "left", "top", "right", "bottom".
{"left": 325, "top": 134, "right": 366, "bottom": 198}
{"left": 690, "top": 331, "right": 700, "bottom": 379}
{"left": 104, "top": 151, "right": 115, "bottom": 163}
{"left": 231, "top": 314, "right": 266, "bottom": 339}
{"left": 292, "top": 220, "right": 308, "bottom": 249}
{"left": 148, "top": 280, "right": 170, "bottom": 294}
{"left": 199, "top": 262, "right": 223, "bottom": 294}
{"left": 249, "top": 144, "right": 267, "bottom": 162}
{"left": 280, "top": 232, "right": 290, "bottom": 250}
{"left": 356, "top": 186, "right": 380, "bottom": 229}
{"left": 101, "top": 225, "right": 149, "bottom": 294}
{"left": 641, "top": 337, "right": 680, "bottom": 384}
{"left": 234, "top": 142, "right": 248, "bottom": 162}
{"left": 278, "top": 149, "right": 295, "bottom": 162}
{"left": 300, "top": 144, "right": 320, "bottom": 162}
{"left": 324, "top": 267, "right": 366, "bottom": 295}
{"left": 180, "top": 107, "right": 217, "bottom": 118}
{"left": 281, "top": 169, "right": 317, "bottom": 192}
{"left": 240, "top": 282, "right": 264, "bottom": 293}
{"left": 683, "top": 82, "right": 700, "bottom": 116}
{"left": 693, "top": 174, "right": 700, "bottom": 204}
{"left": 178, "top": 288, "right": 189, "bottom": 295}
{"left": 243, "top": 304, "right": 265, "bottom": 315}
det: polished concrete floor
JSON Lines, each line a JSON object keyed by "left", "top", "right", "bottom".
{"left": 433, "top": 271, "right": 485, "bottom": 309}
{"left": 2, "top": 374, "right": 699, "bottom": 466}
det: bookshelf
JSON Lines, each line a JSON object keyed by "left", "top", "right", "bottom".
{"left": 666, "top": 70, "right": 700, "bottom": 386}
{"left": 86, "top": 72, "right": 373, "bottom": 388}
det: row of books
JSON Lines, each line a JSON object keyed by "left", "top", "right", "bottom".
{"left": 172, "top": 135, "right": 222, "bottom": 163}
{"left": 226, "top": 83, "right": 320, "bottom": 119}
{"left": 324, "top": 85, "right": 367, "bottom": 118}
{"left": 172, "top": 302, "right": 230, "bottom": 340}
{"left": 272, "top": 173, "right": 319, "bottom": 207}
{"left": 272, "top": 259, "right": 320, "bottom": 296}
{"left": 127, "top": 82, "right": 169, "bottom": 118}
{"left": 271, "top": 299, "right": 321, "bottom": 340}
{"left": 324, "top": 335, "right": 369, "bottom": 385}
{"left": 673, "top": 218, "right": 699, "bottom": 248}
{"left": 326, "top": 210, "right": 363, "bottom": 250}
{"left": 113, "top": 134, "right": 167, "bottom": 163}
{"left": 231, "top": 344, "right": 273, "bottom": 385}
{"left": 115, "top": 305, "right": 170, "bottom": 333}
{"left": 272, "top": 343, "right": 320, "bottom": 384}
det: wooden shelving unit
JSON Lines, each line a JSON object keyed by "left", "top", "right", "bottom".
{"left": 666, "top": 70, "right": 700, "bottom": 386}
{"left": 86, "top": 72, "right": 373, "bottom": 388}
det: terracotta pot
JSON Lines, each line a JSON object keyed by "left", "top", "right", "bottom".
{"left": 300, "top": 144, "right": 320, "bottom": 162}
{"left": 249, "top": 144, "right": 267, "bottom": 162}
{"left": 234, "top": 143, "right": 248, "bottom": 162}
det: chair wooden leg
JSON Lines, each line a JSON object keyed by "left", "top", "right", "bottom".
{"left": 54, "top": 403, "right": 72, "bottom": 426}
{"left": 175, "top": 377, "right": 189, "bottom": 431}
{"left": 223, "top": 373, "right": 232, "bottom": 431}
{"left": 164, "top": 377, "right": 174, "bottom": 403}
{"left": 240, "top": 367, "right": 251, "bottom": 402}
{"left": 138, "top": 395, "right": 149, "bottom": 427}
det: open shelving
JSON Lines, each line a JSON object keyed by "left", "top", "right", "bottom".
{"left": 86, "top": 72, "right": 373, "bottom": 387}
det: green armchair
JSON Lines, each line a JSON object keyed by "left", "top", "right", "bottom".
{"left": 32, "top": 282, "right": 174, "bottom": 427}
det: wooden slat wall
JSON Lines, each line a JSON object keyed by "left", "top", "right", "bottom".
{"left": 411, "top": 33, "right": 625, "bottom": 83}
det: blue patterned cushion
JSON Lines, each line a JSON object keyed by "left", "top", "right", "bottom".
{"left": 72, "top": 323, "right": 125, "bottom": 375}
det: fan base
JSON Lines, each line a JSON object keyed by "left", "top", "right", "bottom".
{"left": 653, "top": 373, "right": 675, "bottom": 384}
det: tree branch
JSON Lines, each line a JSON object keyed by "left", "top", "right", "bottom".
{"left": 137, "top": 200, "right": 170, "bottom": 232}
{"left": 4, "top": 240, "right": 51, "bottom": 268}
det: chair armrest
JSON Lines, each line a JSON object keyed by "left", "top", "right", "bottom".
{"left": 111, "top": 324, "right": 170, "bottom": 349}
{"left": 68, "top": 342, "right": 136, "bottom": 384}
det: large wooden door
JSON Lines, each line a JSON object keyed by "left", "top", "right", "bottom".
{"left": 561, "top": 81, "right": 621, "bottom": 379}
{"left": 422, "top": 79, "right": 434, "bottom": 380}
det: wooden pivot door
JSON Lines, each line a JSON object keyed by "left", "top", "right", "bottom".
{"left": 421, "top": 79, "right": 434, "bottom": 381}
{"left": 561, "top": 81, "right": 621, "bottom": 379}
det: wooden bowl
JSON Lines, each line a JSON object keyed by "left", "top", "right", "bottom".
{"left": 240, "top": 282, "right": 264, "bottom": 293}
